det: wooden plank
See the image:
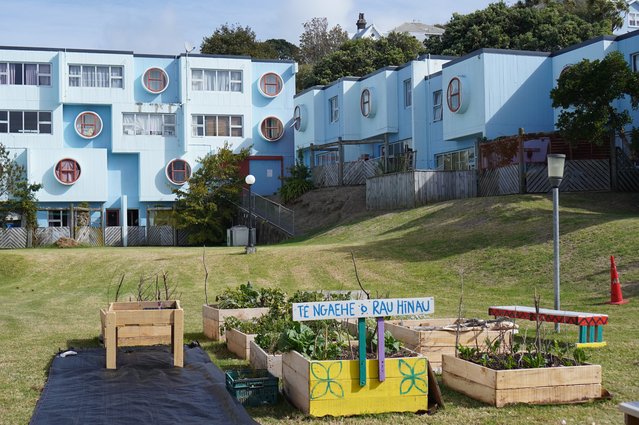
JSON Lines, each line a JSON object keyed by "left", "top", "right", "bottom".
{"left": 105, "top": 311, "right": 117, "bottom": 369}
{"left": 249, "top": 340, "right": 282, "bottom": 378}
{"left": 494, "top": 364, "right": 601, "bottom": 390}
{"left": 442, "top": 355, "right": 496, "bottom": 388}
{"left": 282, "top": 351, "right": 310, "bottom": 414}
{"left": 442, "top": 370, "right": 497, "bottom": 405}
{"left": 225, "top": 328, "right": 255, "bottom": 360}
{"left": 201, "top": 305, "right": 269, "bottom": 341}
{"left": 114, "top": 310, "right": 175, "bottom": 326}
{"left": 172, "top": 307, "right": 184, "bottom": 367}
{"left": 495, "top": 384, "right": 601, "bottom": 407}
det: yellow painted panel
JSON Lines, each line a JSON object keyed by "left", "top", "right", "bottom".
{"left": 309, "top": 395, "right": 427, "bottom": 417}
{"left": 307, "top": 357, "right": 428, "bottom": 414}
{"left": 576, "top": 342, "right": 607, "bottom": 348}
{"left": 309, "top": 357, "right": 428, "bottom": 380}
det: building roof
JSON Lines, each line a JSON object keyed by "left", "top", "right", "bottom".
{"left": 352, "top": 24, "right": 383, "bottom": 40}
{"left": 391, "top": 22, "right": 444, "bottom": 37}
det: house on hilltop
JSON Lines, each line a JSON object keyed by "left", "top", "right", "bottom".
{"left": 390, "top": 21, "right": 444, "bottom": 41}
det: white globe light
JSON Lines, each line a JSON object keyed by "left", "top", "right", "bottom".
{"left": 245, "top": 174, "right": 256, "bottom": 185}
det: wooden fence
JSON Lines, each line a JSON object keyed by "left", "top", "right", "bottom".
{"left": 479, "top": 159, "right": 611, "bottom": 196}
{"left": 313, "top": 159, "right": 381, "bottom": 187}
{"left": 367, "top": 170, "right": 477, "bottom": 210}
{"left": 0, "top": 228, "right": 28, "bottom": 249}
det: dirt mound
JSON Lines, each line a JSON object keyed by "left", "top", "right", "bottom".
{"left": 286, "top": 186, "right": 368, "bottom": 235}
{"left": 55, "top": 237, "right": 80, "bottom": 248}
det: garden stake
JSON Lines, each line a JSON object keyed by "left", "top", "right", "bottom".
{"left": 377, "top": 317, "right": 386, "bottom": 382}
{"left": 358, "top": 317, "right": 366, "bottom": 386}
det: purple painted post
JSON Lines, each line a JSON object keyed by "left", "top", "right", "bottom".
{"left": 377, "top": 317, "right": 386, "bottom": 382}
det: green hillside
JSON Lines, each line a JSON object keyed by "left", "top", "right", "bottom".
{"left": 1, "top": 192, "right": 638, "bottom": 424}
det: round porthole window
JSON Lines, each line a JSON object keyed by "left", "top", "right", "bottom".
{"left": 75, "top": 111, "right": 103, "bottom": 139}
{"left": 143, "top": 67, "right": 169, "bottom": 94}
{"left": 54, "top": 158, "right": 81, "bottom": 185}
{"left": 293, "top": 105, "right": 307, "bottom": 132}
{"left": 165, "top": 159, "right": 191, "bottom": 185}
{"left": 259, "top": 72, "right": 283, "bottom": 97}
{"left": 446, "top": 76, "right": 470, "bottom": 114}
{"left": 260, "top": 116, "right": 284, "bottom": 141}
{"left": 360, "top": 87, "right": 376, "bottom": 118}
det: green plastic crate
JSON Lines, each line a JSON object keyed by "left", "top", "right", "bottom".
{"left": 225, "top": 369, "right": 278, "bottom": 406}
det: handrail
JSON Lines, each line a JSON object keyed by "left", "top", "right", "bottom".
{"left": 240, "top": 188, "right": 295, "bottom": 236}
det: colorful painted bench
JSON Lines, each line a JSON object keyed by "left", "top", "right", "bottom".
{"left": 488, "top": 306, "right": 608, "bottom": 348}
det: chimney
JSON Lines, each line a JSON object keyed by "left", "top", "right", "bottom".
{"left": 356, "top": 13, "right": 367, "bottom": 30}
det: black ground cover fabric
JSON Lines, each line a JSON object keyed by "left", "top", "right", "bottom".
{"left": 30, "top": 345, "right": 258, "bottom": 425}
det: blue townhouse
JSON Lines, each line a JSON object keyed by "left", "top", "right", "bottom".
{"left": 0, "top": 46, "right": 295, "bottom": 229}
{"left": 294, "top": 31, "right": 639, "bottom": 175}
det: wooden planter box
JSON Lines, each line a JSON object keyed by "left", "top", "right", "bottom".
{"left": 442, "top": 354, "right": 602, "bottom": 407}
{"left": 202, "top": 304, "right": 269, "bottom": 341}
{"left": 385, "top": 319, "right": 514, "bottom": 372}
{"left": 282, "top": 350, "right": 429, "bottom": 417}
{"left": 225, "top": 328, "right": 256, "bottom": 360}
{"left": 100, "top": 300, "right": 184, "bottom": 369}
{"left": 249, "top": 340, "right": 282, "bottom": 378}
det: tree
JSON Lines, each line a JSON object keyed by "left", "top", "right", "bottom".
{"left": 173, "top": 143, "right": 250, "bottom": 245}
{"left": 303, "top": 32, "right": 425, "bottom": 88}
{"left": 550, "top": 51, "right": 639, "bottom": 151}
{"left": 299, "top": 17, "right": 348, "bottom": 64}
{"left": 200, "top": 23, "right": 280, "bottom": 59}
{"left": 263, "top": 39, "right": 300, "bottom": 61}
{"left": 424, "top": 2, "right": 613, "bottom": 56}
{"left": 0, "top": 144, "right": 41, "bottom": 229}
{"left": 519, "top": 0, "right": 628, "bottom": 31}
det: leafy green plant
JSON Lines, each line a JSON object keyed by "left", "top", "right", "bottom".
{"left": 278, "top": 150, "right": 314, "bottom": 204}
{"left": 215, "top": 282, "right": 286, "bottom": 309}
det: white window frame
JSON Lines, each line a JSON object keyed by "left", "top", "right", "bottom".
{"left": 191, "top": 114, "right": 244, "bottom": 137}
{"left": 433, "top": 90, "right": 443, "bottom": 122}
{"left": 68, "top": 64, "right": 124, "bottom": 88}
{"left": 0, "top": 62, "right": 52, "bottom": 86}
{"left": 48, "top": 210, "right": 69, "bottom": 227}
{"left": 122, "top": 113, "right": 176, "bottom": 136}
{"left": 329, "top": 96, "right": 339, "bottom": 123}
{"left": 404, "top": 79, "right": 412, "bottom": 108}
{"left": 361, "top": 89, "right": 371, "bottom": 117}
{"left": 435, "top": 148, "right": 476, "bottom": 171}
{"left": 629, "top": 12, "right": 639, "bottom": 27}
{"left": 190, "top": 69, "right": 243, "bottom": 92}
{"left": 0, "top": 110, "right": 52, "bottom": 134}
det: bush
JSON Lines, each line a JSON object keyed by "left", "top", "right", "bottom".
{"left": 279, "top": 151, "right": 314, "bottom": 204}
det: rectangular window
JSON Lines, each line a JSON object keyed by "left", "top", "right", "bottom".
{"left": 329, "top": 96, "right": 339, "bottom": 123}
{"left": 122, "top": 113, "right": 176, "bottom": 136}
{"left": 435, "top": 148, "right": 476, "bottom": 171}
{"left": 127, "top": 209, "right": 139, "bottom": 226}
{"left": 191, "top": 69, "right": 242, "bottom": 92}
{"left": 0, "top": 110, "right": 53, "bottom": 134}
{"left": 630, "top": 12, "right": 639, "bottom": 27}
{"left": 69, "top": 65, "right": 124, "bottom": 88}
{"left": 106, "top": 209, "right": 120, "bottom": 227}
{"left": 316, "top": 152, "right": 339, "bottom": 165}
{"left": 633, "top": 53, "right": 639, "bottom": 72}
{"left": 191, "top": 114, "right": 243, "bottom": 137}
{"left": 404, "top": 79, "right": 412, "bottom": 108}
{"left": 433, "top": 90, "right": 443, "bottom": 121}
{"left": 48, "top": 211, "right": 69, "bottom": 227}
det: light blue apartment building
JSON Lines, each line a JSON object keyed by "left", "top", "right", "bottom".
{"left": 294, "top": 30, "right": 639, "bottom": 173}
{"left": 0, "top": 46, "right": 295, "bottom": 228}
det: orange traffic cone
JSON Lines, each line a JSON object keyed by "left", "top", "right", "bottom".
{"left": 608, "top": 256, "right": 629, "bottom": 305}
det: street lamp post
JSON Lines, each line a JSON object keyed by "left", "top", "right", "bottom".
{"left": 245, "top": 174, "right": 256, "bottom": 254}
{"left": 547, "top": 154, "right": 566, "bottom": 332}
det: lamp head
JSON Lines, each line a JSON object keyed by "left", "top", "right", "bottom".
{"left": 245, "top": 174, "right": 256, "bottom": 185}
{"left": 547, "top": 154, "right": 566, "bottom": 188}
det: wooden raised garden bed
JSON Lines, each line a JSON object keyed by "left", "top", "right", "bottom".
{"left": 282, "top": 350, "right": 429, "bottom": 417}
{"left": 442, "top": 354, "right": 602, "bottom": 407}
{"left": 225, "top": 328, "right": 256, "bottom": 360}
{"left": 100, "top": 300, "right": 184, "bottom": 369}
{"left": 249, "top": 340, "right": 282, "bottom": 378}
{"left": 385, "top": 318, "right": 515, "bottom": 372}
{"left": 202, "top": 304, "right": 269, "bottom": 341}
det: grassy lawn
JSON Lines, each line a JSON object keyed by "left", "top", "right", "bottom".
{"left": 1, "top": 192, "right": 638, "bottom": 424}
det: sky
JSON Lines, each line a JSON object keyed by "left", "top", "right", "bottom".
{"left": 0, "top": 0, "right": 500, "bottom": 55}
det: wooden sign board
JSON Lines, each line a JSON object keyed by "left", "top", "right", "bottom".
{"left": 292, "top": 297, "right": 434, "bottom": 321}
